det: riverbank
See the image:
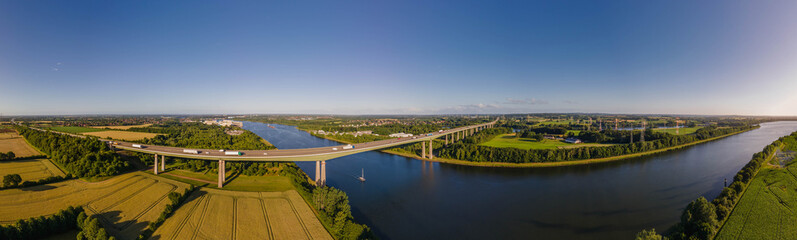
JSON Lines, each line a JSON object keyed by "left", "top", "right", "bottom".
{"left": 309, "top": 127, "right": 758, "bottom": 168}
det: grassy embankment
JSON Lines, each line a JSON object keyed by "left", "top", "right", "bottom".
{"left": 310, "top": 127, "right": 756, "bottom": 168}
{"left": 480, "top": 133, "right": 616, "bottom": 150}
{"left": 714, "top": 139, "right": 797, "bottom": 239}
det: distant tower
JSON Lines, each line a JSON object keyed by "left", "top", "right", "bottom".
{"left": 615, "top": 118, "right": 618, "bottom": 130}
{"left": 640, "top": 121, "right": 646, "bottom": 142}
{"left": 630, "top": 130, "right": 634, "bottom": 144}
{"left": 599, "top": 119, "right": 603, "bottom": 131}
{"left": 675, "top": 117, "right": 680, "bottom": 135}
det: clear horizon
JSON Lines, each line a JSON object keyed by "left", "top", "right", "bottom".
{"left": 2, "top": 1, "right": 797, "bottom": 116}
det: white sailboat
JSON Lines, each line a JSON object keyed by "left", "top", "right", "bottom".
{"left": 358, "top": 168, "right": 366, "bottom": 182}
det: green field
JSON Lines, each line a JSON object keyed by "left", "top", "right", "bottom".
{"left": 480, "top": 134, "right": 615, "bottom": 150}
{"left": 715, "top": 161, "right": 797, "bottom": 239}
{"left": 46, "top": 126, "right": 106, "bottom": 134}
{"left": 651, "top": 127, "right": 700, "bottom": 135}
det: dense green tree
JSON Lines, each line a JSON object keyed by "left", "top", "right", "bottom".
{"left": 635, "top": 228, "right": 664, "bottom": 240}
{"left": 3, "top": 174, "right": 22, "bottom": 187}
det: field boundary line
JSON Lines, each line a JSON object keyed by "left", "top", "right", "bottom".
{"left": 170, "top": 194, "right": 206, "bottom": 240}
{"left": 259, "top": 192, "right": 275, "bottom": 240}
{"left": 117, "top": 182, "right": 178, "bottom": 230}
{"left": 93, "top": 180, "right": 158, "bottom": 212}
{"left": 231, "top": 197, "right": 237, "bottom": 240}
{"left": 190, "top": 194, "right": 212, "bottom": 240}
{"left": 285, "top": 196, "right": 313, "bottom": 240}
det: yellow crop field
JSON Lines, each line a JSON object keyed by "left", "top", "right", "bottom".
{"left": 0, "top": 172, "right": 189, "bottom": 240}
{"left": 152, "top": 189, "right": 332, "bottom": 240}
{"left": 82, "top": 130, "right": 160, "bottom": 141}
{"left": 0, "top": 130, "right": 43, "bottom": 157}
{"left": 0, "top": 158, "right": 64, "bottom": 181}
{"left": 90, "top": 124, "right": 152, "bottom": 130}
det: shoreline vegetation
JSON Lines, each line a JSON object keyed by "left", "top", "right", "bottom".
{"left": 303, "top": 126, "right": 757, "bottom": 168}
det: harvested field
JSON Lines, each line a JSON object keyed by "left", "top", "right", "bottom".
{"left": 0, "top": 130, "right": 42, "bottom": 157}
{"left": 82, "top": 130, "right": 160, "bottom": 141}
{"left": 90, "top": 124, "right": 153, "bottom": 130}
{"left": 0, "top": 158, "right": 64, "bottom": 181}
{"left": 152, "top": 189, "right": 331, "bottom": 240}
{"left": 0, "top": 172, "right": 189, "bottom": 240}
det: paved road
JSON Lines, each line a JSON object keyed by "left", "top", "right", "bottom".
{"left": 21, "top": 120, "right": 496, "bottom": 162}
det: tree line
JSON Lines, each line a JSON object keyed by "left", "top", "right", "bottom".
{"left": 0, "top": 151, "right": 14, "bottom": 160}
{"left": 437, "top": 125, "right": 757, "bottom": 163}
{"left": 16, "top": 126, "right": 131, "bottom": 178}
{"left": 2, "top": 174, "right": 74, "bottom": 190}
{"left": 0, "top": 206, "right": 116, "bottom": 240}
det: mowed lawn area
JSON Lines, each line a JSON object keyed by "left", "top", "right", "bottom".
{"left": 90, "top": 124, "right": 152, "bottom": 130}
{"left": 0, "top": 172, "right": 190, "bottom": 240}
{"left": 82, "top": 130, "right": 160, "bottom": 141}
{"left": 480, "top": 134, "right": 615, "bottom": 150}
{"left": 651, "top": 127, "right": 700, "bottom": 135}
{"left": 0, "top": 129, "right": 42, "bottom": 157}
{"left": 715, "top": 150, "right": 797, "bottom": 239}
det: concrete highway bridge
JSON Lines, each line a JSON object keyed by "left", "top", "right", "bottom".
{"left": 24, "top": 120, "right": 497, "bottom": 188}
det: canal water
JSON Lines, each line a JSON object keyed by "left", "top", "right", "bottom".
{"left": 243, "top": 121, "right": 797, "bottom": 240}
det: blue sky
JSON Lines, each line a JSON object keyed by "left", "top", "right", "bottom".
{"left": 2, "top": 1, "right": 796, "bottom": 115}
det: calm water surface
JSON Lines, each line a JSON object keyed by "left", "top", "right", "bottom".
{"left": 243, "top": 121, "right": 797, "bottom": 240}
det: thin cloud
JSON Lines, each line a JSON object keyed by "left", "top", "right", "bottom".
{"left": 563, "top": 100, "right": 578, "bottom": 104}
{"left": 501, "top": 98, "right": 548, "bottom": 105}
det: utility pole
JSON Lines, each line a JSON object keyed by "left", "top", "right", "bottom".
{"left": 640, "top": 120, "right": 646, "bottom": 142}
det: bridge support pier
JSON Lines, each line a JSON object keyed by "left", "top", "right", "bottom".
{"left": 315, "top": 161, "right": 321, "bottom": 186}
{"left": 428, "top": 139, "right": 433, "bottom": 159}
{"left": 218, "top": 160, "right": 225, "bottom": 188}
{"left": 445, "top": 134, "right": 449, "bottom": 145}
{"left": 161, "top": 155, "right": 165, "bottom": 172}
{"left": 153, "top": 154, "right": 159, "bottom": 175}
{"left": 421, "top": 141, "right": 426, "bottom": 158}
{"left": 320, "top": 161, "right": 326, "bottom": 186}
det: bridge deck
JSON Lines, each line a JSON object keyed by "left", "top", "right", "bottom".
{"left": 106, "top": 121, "right": 496, "bottom": 162}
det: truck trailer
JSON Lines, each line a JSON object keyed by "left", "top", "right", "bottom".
{"left": 183, "top": 149, "right": 200, "bottom": 154}
{"left": 343, "top": 145, "right": 354, "bottom": 150}
{"left": 132, "top": 144, "right": 144, "bottom": 148}
{"left": 225, "top": 151, "right": 243, "bottom": 156}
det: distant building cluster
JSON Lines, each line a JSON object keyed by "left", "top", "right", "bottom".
{"left": 312, "top": 130, "right": 375, "bottom": 137}
{"left": 203, "top": 119, "right": 243, "bottom": 127}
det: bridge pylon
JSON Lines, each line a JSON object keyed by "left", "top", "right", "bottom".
{"left": 154, "top": 154, "right": 159, "bottom": 175}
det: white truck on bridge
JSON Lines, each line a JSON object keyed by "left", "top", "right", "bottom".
{"left": 183, "top": 149, "right": 200, "bottom": 154}
{"left": 225, "top": 151, "right": 243, "bottom": 156}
